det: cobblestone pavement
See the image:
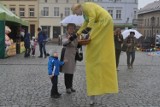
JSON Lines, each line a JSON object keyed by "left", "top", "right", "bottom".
{"left": 1, "top": 44, "right": 160, "bottom": 107}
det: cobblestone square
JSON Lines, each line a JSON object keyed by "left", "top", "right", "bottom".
{"left": 0, "top": 44, "right": 160, "bottom": 107}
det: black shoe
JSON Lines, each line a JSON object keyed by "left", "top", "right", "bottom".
{"left": 56, "top": 92, "right": 61, "bottom": 96}
{"left": 51, "top": 94, "right": 61, "bottom": 98}
{"left": 38, "top": 56, "right": 43, "bottom": 58}
{"left": 71, "top": 88, "right": 76, "bottom": 92}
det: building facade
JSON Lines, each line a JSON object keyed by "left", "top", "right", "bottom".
{"left": 1, "top": 0, "right": 138, "bottom": 39}
{"left": 137, "top": 0, "right": 160, "bottom": 37}
{"left": 0, "top": 0, "right": 39, "bottom": 37}
{"left": 89, "top": 0, "right": 138, "bottom": 27}
{"left": 39, "top": 0, "right": 138, "bottom": 39}
{"left": 39, "top": 0, "right": 85, "bottom": 39}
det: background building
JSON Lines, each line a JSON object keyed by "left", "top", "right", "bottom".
{"left": 39, "top": 0, "right": 85, "bottom": 39}
{"left": 138, "top": 0, "right": 160, "bottom": 37}
{"left": 90, "top": 0, "right": 138, "bottom": 28}
{"left": 0, "top": 0, "right": 39, "bottom": 37}
{"left": 1, "top": 0, "right": 138, "bottom": 39}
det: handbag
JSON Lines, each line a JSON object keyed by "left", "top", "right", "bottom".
{"left": 121, "top": 44, "right": 127, "bottom": 52}
{"left": 75, "top": 46, "right": 83, "bottom": 61}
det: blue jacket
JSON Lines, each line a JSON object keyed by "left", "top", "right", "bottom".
{"left": 37, "top": 31, "right": 47, "bottom": 44}
{"left": 48, "top": 56, "right": 64, "bottom": 76}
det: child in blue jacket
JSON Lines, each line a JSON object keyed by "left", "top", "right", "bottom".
{"left": 48, "top": 50, "right": 64, "bottom": 98}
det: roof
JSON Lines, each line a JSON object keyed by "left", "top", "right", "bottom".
{"left": 138, "top": 0, "right": 160, "bottom": 14}
{"left": 0, "top": 3, "right": 28, "bottom": 26}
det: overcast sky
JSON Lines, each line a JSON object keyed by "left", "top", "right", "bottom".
{"left": 138, "top": 0, "right": 157, "bottom": 9}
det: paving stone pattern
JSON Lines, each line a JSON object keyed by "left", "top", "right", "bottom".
{"left": 0, "top": 45, "right": 160, "bottom": 107}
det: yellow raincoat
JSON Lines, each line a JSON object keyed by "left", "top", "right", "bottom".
{"left": 77, "top": 2, "right": 118, "bottom": 96}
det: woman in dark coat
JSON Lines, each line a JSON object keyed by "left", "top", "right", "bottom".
{"left": 114, "top": 28, "right": 123, "bottom": 71}
{"left": 24, "top": 32, "right": 31, "bottom": 57}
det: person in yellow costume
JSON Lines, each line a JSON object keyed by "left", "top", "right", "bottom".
{"left": 71, "top": 2, "right": 118, "bottom": 105}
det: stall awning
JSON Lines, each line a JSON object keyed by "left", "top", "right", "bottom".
{"left": 0, "top": 3, "right": 28, "bottom": 26}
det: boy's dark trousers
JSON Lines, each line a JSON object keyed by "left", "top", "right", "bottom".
{"left": 51, "top": 75, "right": 58, "bottom": 96}
{"left": 64, "top": 74, "right": 73, "bottom": 89}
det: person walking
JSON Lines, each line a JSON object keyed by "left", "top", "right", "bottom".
{"left": 24, "top": 31, "right": 31, "bottom": 58}
{"left": 61, "top": 23, "right": 78, "bottom": 94}
{"left": 71, "top": 2, "right": 118, "bottom": 105}
{"left": 37, "top": 27, "right": 47, "bottom": 58}
{"left": 114, "top": 28, "right": 123, "bottom": 71}
{"left": 125, "top": 31, "right": 137, "bottom": 69}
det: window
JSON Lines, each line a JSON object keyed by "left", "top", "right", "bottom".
{"left": 144, "top": 30, "right": 146, "bottom": 36}
{"left": 116, "top": 0, "right": 121, "bottom": 2}
{"left": 157, "top": 17, "right": 159, "bottom": 26}
{"left": 29, "top": 8, "right": 34, "bottom": 17}
{"left": 108, "top": 10, "right": 113, "bottom": 17}
{"left": 65, "top": 7, "right": 70, "bottom": 16}
{"left": 55, "top": 0, "right": 58, "bottom": 3}
{"left": 147, "top": 30, "right": 149, "bottom": 36}
{"left": 10, "top": 8, "right": 16, "bottom": 14}
{"left": 144, "top": 19, "right": 146, "bottom": 26}
{"left": 54, "top": 7, "right": 59, "bottom": 16}
{"left": 116, "top": 10, "right": 121, "bottom": 19}
{"left": 66, "top": 0, "right": 69, "bottom": 3}
{"left": 45, "top": 0, "right": 47, "bottom": 3}
{"left": 19, "top": 8, "right": 25, "bottom": 17}
{"left": 41, "top": 7, "right": 49, "bottom": 16}
{"left": 134, "top": 11, "right": 136, "bottom": 19}
{"left": 77, "top": 0, "right": 79, "bottom": 3}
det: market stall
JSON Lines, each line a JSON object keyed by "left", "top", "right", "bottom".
{"left": 0, "top": 3, "right": 28, "bottom": 58}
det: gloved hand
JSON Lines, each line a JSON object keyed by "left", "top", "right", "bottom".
{"left": 69, "top": 34, "right": 77, "bottom": 41}
{"left": 82, "top": 27, "right": 91, "bottom": 34}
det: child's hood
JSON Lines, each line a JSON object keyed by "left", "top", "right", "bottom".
{"left": 49, "top": 56, "right": 58, "bottom": 61}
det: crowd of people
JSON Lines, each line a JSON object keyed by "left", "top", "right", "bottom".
{"left": 24, "top": 27, "right": 48, "bottom": 58}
